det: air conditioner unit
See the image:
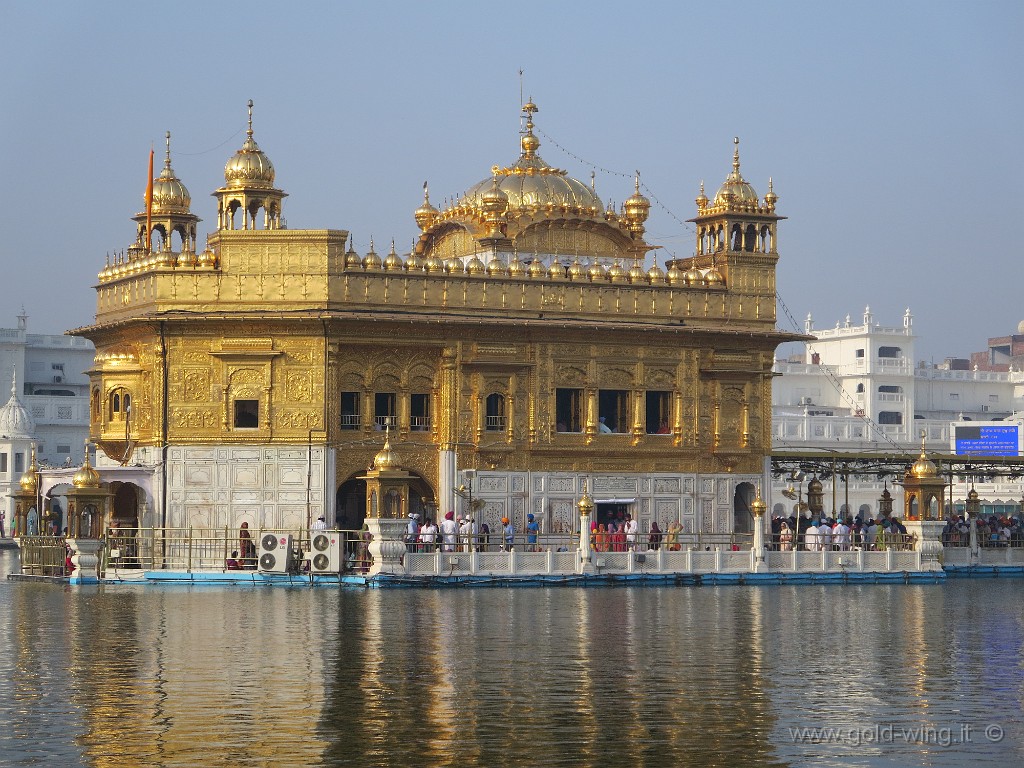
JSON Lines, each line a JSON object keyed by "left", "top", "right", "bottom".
{"left": 53, "top": 376, "right": 63, "bottom": 383}
{"left": 799, "top": 396, "right": 813, "bottom": 405}
{"left": 258, "top": 533, "right": 294, "bottom": 573}
{"left": 309, "top": 531, "right": 342, "bottom": 573}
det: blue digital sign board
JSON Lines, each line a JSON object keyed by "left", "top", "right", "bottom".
{"left": 953, "top": 424, "right": 1021, "bottom": 457}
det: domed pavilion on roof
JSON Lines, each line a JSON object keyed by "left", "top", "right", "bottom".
{"left": 70, "top": 97, "right": 803, "bottom": 543}
{"left": 415, "top": 100, "right": 650, "bottom": 268}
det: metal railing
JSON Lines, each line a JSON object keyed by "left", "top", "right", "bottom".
{"left": 17, "top": 536, "right": 68, "bottom": 576}
{"left": 95, "top": 527, "right": 378, "bottom": 575}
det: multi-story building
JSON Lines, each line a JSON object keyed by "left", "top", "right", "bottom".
{"left": 0, "top": 312, "right": 93, "bottom": 528}
{"left": 62, "top": 101, "right": 799, "bottom": 538}
{"left": 771, "top": 309, "right": 1024, "bottom": 519}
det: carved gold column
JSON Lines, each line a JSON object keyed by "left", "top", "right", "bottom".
{"left": 438, "top": 346, "right": 459, "bottom": 513}
{"left": 584, "top": 388, "right": 597, "bottom": 445}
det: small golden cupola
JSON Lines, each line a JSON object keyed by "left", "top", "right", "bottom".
{"left": 910, "top": 449, "right": 938, "bottom": 479}
{"left": 713, "top": 137, "right": 759, "bottom": 206}
{"left": 19, "top": 446, "right": 39, "bottom": 494}
{"left": 372, "top": 430, "right": 401, "bottom": 470}
{"left": 214, "top": 100, "right": 288, "bottom": 231}
{"left": 414, "top": 183, "right": 439, "bottom": 231}
{"left": 72, "top": 448, "right": 101, "bottom": 489}
{"left": 622, "top": 173, "right": 651, "bottom": 239}
{"left": 131, "top": 132, "right": 201, "bottom": 265}
{"left": 673, "top": 136, "right": 783, "bottom": 281}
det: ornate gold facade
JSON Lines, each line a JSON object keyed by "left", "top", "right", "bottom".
{"left": 73, "top": 100, "right": 802, "bottom": 532}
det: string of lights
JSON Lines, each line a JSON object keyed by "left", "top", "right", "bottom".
{"left": 535, "top": 128, "right": 698, "bottom": 243}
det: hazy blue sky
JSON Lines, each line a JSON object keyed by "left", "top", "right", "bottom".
{"left": 1, "top": 1, "right": 1021, "bottom": 363}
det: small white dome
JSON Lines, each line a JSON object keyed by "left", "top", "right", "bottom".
{"left": 0, "top": 371, "right": 34, "bottom": 439}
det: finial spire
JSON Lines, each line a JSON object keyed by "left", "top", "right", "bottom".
{"left": 733, "top": 137, "right": 741, "bottom": 173}
{"left": 246, "top": 99, "right": 254, "bottom": 137}
{"left": 164, "top": 131, "right": 172, "bottom": 168}
{"left": 10, "top": 365, "right": 16, "bottom": 397}
{"left": 635, "top": 171, "right": 641, "bottom": 193}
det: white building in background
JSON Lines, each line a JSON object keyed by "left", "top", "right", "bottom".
{"left": 771, "top": 307, "right": 1024, "bottom": 520}
{"left": 0, "top": 312, "right": 93, "bottom": 467}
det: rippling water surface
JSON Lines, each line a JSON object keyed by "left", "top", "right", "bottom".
{"left": 0, "top": 549, "right": 1021, "bottom": 767}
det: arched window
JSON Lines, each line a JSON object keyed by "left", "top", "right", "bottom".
{"left": 485, "top": 393, "right": 506, "bottom": 431}
{"left": 109, "top": 388, "right": 132, "bottom": 421}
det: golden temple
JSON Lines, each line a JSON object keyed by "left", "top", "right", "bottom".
{"left": 72, "top": 98, "right": 802, "bottom": 536}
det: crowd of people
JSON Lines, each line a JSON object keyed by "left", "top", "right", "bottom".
{"left": 770, "top": 515, "right": 916, "bottom": 552}
{"left": 404, "top": 511, "right": 513, "bottom": 552}
{"left": 941, "top": 514, "right": 1024, "bottom": 547}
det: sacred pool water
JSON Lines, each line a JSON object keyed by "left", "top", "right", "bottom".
{"left": 0, "top": 549, "right": 1020, "bottom": 767}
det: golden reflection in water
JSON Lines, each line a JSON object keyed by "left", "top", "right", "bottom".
{"left": 61, "top": 587, "right": 332, "bottom": 767}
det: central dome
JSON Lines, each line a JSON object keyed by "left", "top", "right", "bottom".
{"left": 461, "top": 101, "right": 603, "bottom": 215}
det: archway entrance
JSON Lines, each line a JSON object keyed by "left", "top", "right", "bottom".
{"left": 733, "top": 482, "right": 756, "bottom": 534}
{"left": 111, "top": 483, "right": 141, "bottom": 531}
{"left": 337, "top": 471, "right": 437, "bottom": 531}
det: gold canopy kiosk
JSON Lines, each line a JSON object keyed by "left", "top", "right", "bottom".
{"left": 64, "top": 447, "right": 113, "bottom": 584}
{"left": 901, "top": 438, "right": 945, "bottom": 568}
{"left": 360, "top": 431, "right": 415, "bottom": 574}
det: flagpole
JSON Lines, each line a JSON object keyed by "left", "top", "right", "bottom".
{"left": 145, "top": 146, "right": 154, "bottom": 253}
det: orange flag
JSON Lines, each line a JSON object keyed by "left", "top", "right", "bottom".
{"left": 145, "top": 147, "right": 154, "bottom": 252}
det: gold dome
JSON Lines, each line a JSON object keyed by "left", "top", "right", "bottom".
{"left": 666, "top": 264, "right": 684, "bottom": 286}
{"left": 486, "top": 255, "right": 509, "bottom": 276}
{"left": 751, "top": 488, "right": 767, "bottom": 518}
{"left": 547, "top": 260, "right": 567, "bottom": 280}
{"left": 18, "top": 448, "right": 38, "bottom": 494}
{"left": 647, "top": 262, "right": 665, "bottom": 284}
{"left": 628, "top": 260, "right": 647, "bottom": 283}
{"left": 608, "top": 260, "right": 627, "bottom": 283}
{"left": 577, "top": 481, "right": 594, "bottom": 516}
{"left": 424, "top": 253, "right": 445, "bottom": 273}
{"left": 695, "top": 180, "right": 709, "bottom": 210}
{"left": 383, "top": 241, "right": 404, "bottom": 271}
{"left": 623, "top": 175, "right": 651, "bottom": 223}
{"left": 705, "top": 262, "right": 725, "bottom": 286}
{"left": 72, "top": 450, "right": 101, "bottom": 488}
{"left": 587, "top": 260, "right": 608, "bottom": 281}
{"left": 460, "top": 101, "right": 604, "bottom": 216}
{"left": 807, "top": 477, "right": 823, "bottom": 493}
{"left": 405, "top": 244, "right": 424, "bottom": 271}
{"left": 713, "top": 137, "right": 759, "bottom": 206}
{"left": 508, "top": 253, "right": 526, "bottom": 278}
{"left": 684, "top": 265, "right": 705, "bottom": 286}
{"left": 445, "top": 256, "right": 465, "bottom": 274}
{"left": 224, "top": 100, "right": 275, "bottom": 189}
{"left": 527, "top": 259, "right": 546, "bottom": 278}
{"left": 197, "top": 245, "right": 218, "bottom": 268}
{"left": 567, "top": 257, "right": 586, "bottom": 281}
{"left": 414, "top": 183, "right": 439, "bottom": 230}
{"left": 372, "top": 434, "right": 400, "bottom": 470}
{"left": 481, "top": 176, "right": 509, "bottom": 214}
{"left": 911, "top": 450, "right": 938, "bottom": 479}
{"left": 344, "top": 239, "right": 363, "bottom": 269}
{"left": 363, "top": 240, "right": 382, "bottom": 270}
{"left": 150, "top": 132, "right": 191, "bottom": 214}
{"left": 466, "top": 253, "right": 486, "bottom": 275}
{"left": 764, "top": 177, "right": 778, "bottom": 211}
